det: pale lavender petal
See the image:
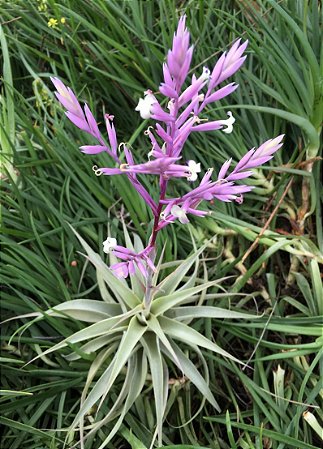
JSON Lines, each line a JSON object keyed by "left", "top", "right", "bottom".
{"left": 100, "top": 167, "right": 123, "bottom": 175}
{"left": 226, "top": 171, "right": 254, "bottom": 181}
{"left": 114, "top": 245, "right": 135, "bottom": 255}
{"left": 218, "top": 158, "right": 232, "bottom": 180}
{"left": 151, "top": 103, "right": 175, "bottom": 122}
{"left": 66, "top": 87, "right": 85, "bottom": 117}
{"left": 159, "top": 84, "right": 178, "bottom": 98}
{"left": 156, "top": 124, "right": 173, "bottom": 143}
{"left": 200, "top": 168, "right": 214, "bottom": 185}
{"left": 187, "top": 208, "right": 208, "bottom": 217}
{"left": 112, "top": 251, "right": 132, "bottom": 260}
{"left": 123, "top": 146, "right": 135, "bottom": 166}
{"left": 80, "top": 145, "right": 110, "bottom": 154}
{"left": 201, "top": 192, "right": 214, "bottom": 200}
{"left": 146, "top": 129, "right": 161, "bottom": 153}
{"left": 178, "top": 45, "right": 194, "bottom": 87}
{"left": 50, "top": 76, "right": 66, "bottom": 93}
{"left": 136, "top": 260, "right": 147, "bottom": 278}
{"left": 145, "top": 256, "right": 156, "bottom": 272}
{"left": 176, "top": 95, "right": 201, "bottom": 128}
{"left": 84, "top": 104, "right": 102, "bottom": 141}
{"left": 178, "top": 70, "right": 208, "bottom": 107}
{"left": 205, "top": 83, "right": 238, "bottom": 104}
{"left": 225, "top": 38, "right": 242, "bottom": 64}
{"left": 209, "top": 53, "right": 226, "bottom": 90}
{"left": 242, "top": 156, "right": 273, "bottom": 169}
{"left": 233, "top": 148, "right": 255, "bottom": 173}
{"left": 55, "top": 92, "right": 77, "bottom": 115}
{"left": 163, "top": 63, "right": 173, "bottom": 86}
{"left": 52, "top": 78, "right": 84, "bottom": 118}
{"left": 65, "top": 111, "right": 90, "bottom": 132}
{"left": 130, "top": 180, "right": 158, "bottom": 214}
{"left": 105, "top": 118, "right": 118, "bottom": 156}
{"left": 192, "top": 121, "right": 222, "bottom": 132}
{"left": 111, "top": 262, "right": 129, "bottom": 278}
{"left": 218, "top": 56, "right": 247, "bottom": 84}
{"left": 128, "top": 261, "right": 136, "bottom": 276}
{"left": 213, "top": 194, "right": 235, "bottom": 202}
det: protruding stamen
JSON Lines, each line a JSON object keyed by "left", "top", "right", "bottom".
{"left": 118, "top": 142, "right": 127, "bottom": 153}
{"left": 195, "top": 116, "right": 208, "bottom": 123}
{"left": 120, "top": 163, "right": 129, "bottom": 171}
{"left": 92, "top": 165, "right": 103, "bottom": 176}
{"left": 144, "top": 126, "right": 154, "bottom": 136}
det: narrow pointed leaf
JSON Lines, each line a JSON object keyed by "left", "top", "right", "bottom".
{"left": 70, "top": 315, "right": 147, "bottom": 428}
{"left": 147, "top": 315, "right": 182, "bottom": 370}
{"left": 159, "top": 316, "right": 245, "bottom": 366}
{"left": 168, "top": 306, "right": 260, "bottom": 321}
{"left": 141, "top": 334, "right": 165, "bottom": 447}
{"left": 166, "top": 340, "right": 220, "bottom": 412}
{"left": 151, "top": 281, "right": 220, "bottom": 316}
{"left": 155, "top": 244, "right": 206, "bottom": 297}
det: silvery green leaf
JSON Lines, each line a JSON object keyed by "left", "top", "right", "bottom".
{"left": 70, "top": 315, "right": 147, "bottom": 428}
{"left": 164, "top": 339, "right": 220, "bottom": 412}
{"left": 141, "top": 334, "right": 166, "bottom": 447}
{"left": 45, "top": 299, "right": 122, "bottom": 322}
{"left": 96, "top": 268, "right": 117, "bottom": 303}
{"left": 151, "top": 281, "right": 219, "bottom": 316}
{"left": 168, "top": 306, "right": 260, "bottom": 321}
{"left": 159, "top": 316, "right": 246, "bottom": 366}
{"left": 64, "top": 335, "right": 120, "bottom": 362}
{"left": 77, "top": 344, "right": 119, "bottom": 446}
{"left": 146, "top": 314, "right": 183, "bottom": 372}
{"left": 27, "top": 309, "right": 140, "bottom": 365}
{"left": 155, "top": 244, "right": 206, "bottom": 298}
{"left": 96, "top": 350, "right": 135, "bottom": 419}
{"left": 96, "top": 350, "right": 148, "bottom": 449}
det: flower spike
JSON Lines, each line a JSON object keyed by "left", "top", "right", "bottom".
{"left": 52, "top": 16, "right": 281, "bottom": 280}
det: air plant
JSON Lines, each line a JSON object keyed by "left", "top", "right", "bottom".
{"left": 27, "top": 15, "right": 282, "bottom": 448}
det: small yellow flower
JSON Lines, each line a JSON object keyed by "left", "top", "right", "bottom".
{"left": 60, "top": 17, "right": 66, "bottom": 24}
{"left": 48, "top": 18, "right": 58, "bottom": 28}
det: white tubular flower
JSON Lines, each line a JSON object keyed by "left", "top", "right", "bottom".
{"left": 201, "top": 66, "right": 211, "bottom": 81}
{"left": 135, "top": 92, "right": 157, "bottom": 119}
{"left": 171, "top": 205, "right": 189, "bottom": 224}
{"left": 187, "top": 160, "right": 201, "bottom": 181}
{"left": 103, "top": 237, "right": 117, "bottom": 254}
{"left": 218, "top": 111, "right": 235, "bottom": 134}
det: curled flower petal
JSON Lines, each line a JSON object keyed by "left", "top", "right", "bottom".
{"left": 187, "top": 160, "right": 201, "bottom": 181}
{"left": 103, "top": 237, "right": 117, "bottom": 254}
{"left": 218, "top": 111, "right": 235, "bottom": 134}
{"left": 135, "top": 93, "right": 157, "bottom": 119}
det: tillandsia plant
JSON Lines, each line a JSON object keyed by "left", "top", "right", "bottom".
{"left": 24, "top": 16, "right": 283, "bottom": 448}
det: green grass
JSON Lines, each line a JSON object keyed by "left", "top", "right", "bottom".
{"left": 1, "top": 0, "right": 322, "bottom": 448}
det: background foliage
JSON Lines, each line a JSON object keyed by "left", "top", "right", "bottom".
{"left": 1, "top": 0, "right": 322, "bottom": 448}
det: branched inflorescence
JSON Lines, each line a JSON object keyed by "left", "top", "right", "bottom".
{"left": 51, "top": 16, "right": 283, "bottom": 310}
